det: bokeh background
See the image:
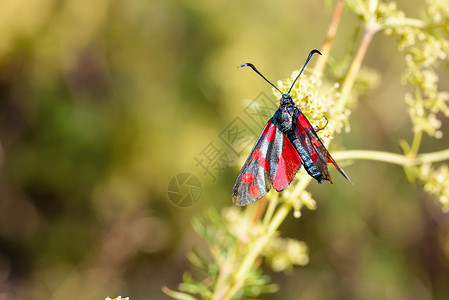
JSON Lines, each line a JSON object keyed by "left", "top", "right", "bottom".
{"left": 1, "top": 0, "right": 449, "bottom": 299}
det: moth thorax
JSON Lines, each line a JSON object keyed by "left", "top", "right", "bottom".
{"left": 281, "top": 94, "right": 294, "bottom": 105}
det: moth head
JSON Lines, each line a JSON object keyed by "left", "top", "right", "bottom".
{"left": 281, "top": 93, "right": 294, "bottom": 105}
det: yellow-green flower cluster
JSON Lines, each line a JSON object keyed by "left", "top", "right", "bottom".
{"left": 382, "top": 0, "right": 449, "bottom": 138}
{"left": 419, "top": 163, "right": 449, "bottom": 212}
{"left": 282, "top": 187, "right": 317, "bottom": 218}
{"left": 427, "top": 0, "right": 449, "bottom": 24}
{"left": 402, "top": 32, "right": 449, "bottom": 138}
{"left": 224, "top": 206, "right": 264, "bottom": 244}
{"left": 274, "top": 72, "right": 350, "bottom": 137}
{"left": 354, "top": 67, "right": 381, "bottom": 95}
{"left": 224, "top": 206, "right": 311, "bottom": 272}
{"left": 262, "top": 237, "right": 309, "bottom": 272}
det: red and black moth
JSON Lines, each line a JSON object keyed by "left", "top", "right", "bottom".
{"left": 232, "top": 49, "right": 352, "bottom": 206}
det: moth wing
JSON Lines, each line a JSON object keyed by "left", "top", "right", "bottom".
{"left": 294, "top": 112, "right": 352, "bottom": 183}
{"left": 232, "top": 117, "right": 303, "bottom": 206}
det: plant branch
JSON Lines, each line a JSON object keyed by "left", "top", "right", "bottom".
{"left": 332, "top": 148, "right": 449, "bottom": 166}
{"left": 290, "top": 173, "right": 313, "bottom": 200}
{"left": 314, "top": 0, "right": 345, "bottom": 75}
{"left": 335, "top": 22, "right": 378, "bottom": 115}
{"left": 262, "top": 193, "right": 278, "bottom": 228}
{"left": 221, "top": 203, "right": 292, "bottom": 300}
{"left": 410, "top": 130, "right": 422, "bottom": 156}
{"left": 253, "top": 197, "right": 268, "bottom": 223}
{"left": 381, "top": 17, "right": 427, "bottom": 29}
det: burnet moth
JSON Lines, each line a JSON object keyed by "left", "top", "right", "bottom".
{"left": 232, "top": 49, "right": 352, "bottom": 206}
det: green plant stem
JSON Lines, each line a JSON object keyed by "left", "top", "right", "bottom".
{"left": 162, "top": 286, "right": 198, "bottom": 300}
{"left": 290, "top": 174, "right": 313, "bottom": 200}
{"left": 382, "top": 17, "right": 427, "bottom": 29}
{"left": 416, "top": 148, "right": 449, "bottom": 165}
{"left": 262, "top": 193, "right": 278, "bottom": 228}
{"left": 332, "top": 148, "right": 449, "bottom": 166}
{"left": 410, "top": 130, "right": 422, "bottom": 155}
{"left": 221, "top": 203, "right": 292, "bottom": 300}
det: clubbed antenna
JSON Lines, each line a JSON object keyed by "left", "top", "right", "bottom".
{"left": 288, "top": 49, "right": 322, "bottom": 94}
{"left": 238, "top": 63, "right": 283, "bottom": 94}
{"left": 238, "top": 50, "right": 322, "bottom": 95}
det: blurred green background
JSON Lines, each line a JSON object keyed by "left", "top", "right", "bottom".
{"left": 0, "top": 0, "right": 448, "bottom": 299}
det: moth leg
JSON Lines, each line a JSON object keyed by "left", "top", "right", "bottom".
{"left": 315, "top": 117, "right": 329, "bottom": 132}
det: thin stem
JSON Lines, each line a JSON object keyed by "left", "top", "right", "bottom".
{"left": 417, "top": 148, "right": 449, "bottom": 165}
{"left": 222, "top": 203, "right": 292, "bottom": 300}
{"left": 290, "top": 173, "right": 313, "bottom": 200}
{"left": 368, "top": 0, "right": 378, "bottom": 15}
{"left": 314, "top": 0, "right": 345, "bottom": 75}
{"left": 381, "top": 17, "right": 427, "bottom": 29}
{"left": 253, "top": 197, "right": 268, "bottom": 223}
{"left": 408, "top": 89, "right": 423, "bottom": 156}
{"left": 332, "top": 150, "right": 411, "bottom": 165}
{"left": 262, "top": 193, "right": 278, "bottom": 228}
{"left": 331, "top": 148, "right": 449, "bottom": 166}
{"left": 336, "top": 23, "right": 377, "bottom": 114}
{"left": 162, "top": 286, "right": 198, "bottom": 300}
{"left": 410, "top": 130, "right": 422, "bottom": 156}
{"left": 336, "top": 0, "right": 379, "bottom": 114}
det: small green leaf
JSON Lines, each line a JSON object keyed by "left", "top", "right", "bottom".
{"left": 162, "top": 286, "right": 199, "bottom": 300}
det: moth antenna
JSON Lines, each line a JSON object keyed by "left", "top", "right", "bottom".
{"left": 288, "top": 49, "right": 322, "bottom": 94}
{"left": 238, "top": 63, "right": 283, "bottom": 94}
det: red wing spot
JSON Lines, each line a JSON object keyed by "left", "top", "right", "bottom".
{"left": 261, "top": 121, "right": 273, "bottom": 137}
{"left": 259, "top": 157, "right": 270, "bottom": 171}
{"left": 283, "top": 141, "right": 302, "bottom": 182}
{"left": 299, "top": 113, "right": 312, "bottom": 128}
{"left": 274, "top": 154, "right": 288, "bottom": 190}
{"left": 327, "top": 158, "right": 332, "bottom": 163}
{"left": 273, "top": 138, "right": 302, "bottom": 191}
{"left": 267, "top": 125, "right": 276, "bottom": 142}
{"left": 249, "top": 184, "right": 261, "bottom": 198}
{"left": 311, "top": 138, "right": 320, "bottom": 148}
{"left": 311, "top": 149, "right": 319, "bottom": 162}
{"left": 252, "top": 149, "right": 262, "bottom": 160}
{"left": 242, "top": 173, "right": 255, "bottom": 184}
{"left": 296, "top": 119, "right": 306, "bottom": 135}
